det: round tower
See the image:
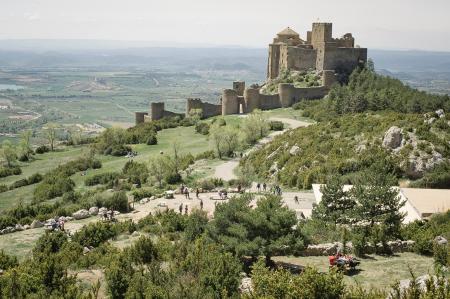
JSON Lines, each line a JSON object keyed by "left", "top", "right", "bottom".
{"left": 244, "top": 87, "right": 260, "bottom": 113}
{"left": 278, "top": 83, "right": 295, "bottom": 107}
{"left": 222, "top": 89, "right": 239, "bottom": 115}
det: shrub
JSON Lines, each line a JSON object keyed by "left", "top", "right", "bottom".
{"left": 0, "top": 184, "right": 8, "bottom": 193}
{"left": 0, "top": 215, "right": 18, "bottom": 230}
{"left": 433, "top": 242, "right": 449, "bottom": 267}
{"left": 131, "top": 188, "right": 153, "bottom": 201}
{"left": 195, "top": 122, "right": 210, "bottom": 135}
{"left": 35, "top": 145, "right": 50, "bottom": 154}
{"left": 269, "top": 120, "right": 284, "bottom": 131}
{"left": 146, "top": 135, "right": 157, "bottom": 145}
{"left": 73, "top": 222, "right": 118, "bottom": 247}
{"left": 106, "top": 191, "right": 129, "bottom": 213}
{"left": 165, "top": 172, "right": 182, "bottom": 184}
{"left": 85, "top": 172, "right": 120, "bottom": 186}
{"left": 195, "top": 150, "right": 215, "bottom": 160}
{"left": 0, "top": 166, "right": 22, "bottom": 178}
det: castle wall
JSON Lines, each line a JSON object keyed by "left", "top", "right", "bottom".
{"left": 186, "top": 98, "right": 221, "bottom": 118}
{"left": 286, "top": 46, "right": 317, "bottom": 71}
{"left": 322, "top": 47, "right": 367, "bottom": 73}
{"left": 135, "top": 112, "right": 148, "bottom": 125}
{"left": 150, "top": 102, "right": 183, "bottom": 121}
{"left": 258, "top": 93, "right": 281, "bottom": 110}
{"left": 279, "top": 84, "right": 327, "bottom": 106}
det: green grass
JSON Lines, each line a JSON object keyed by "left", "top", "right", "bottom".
{"left": 274, "top": 252, "right": 438, "bottom": 290}
{"left": 0, "top": 125, "right": 211, "bottom": 211}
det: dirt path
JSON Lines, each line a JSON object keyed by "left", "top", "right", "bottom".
{"left": 213, "top": 117, "right": 312, "bottom": 181}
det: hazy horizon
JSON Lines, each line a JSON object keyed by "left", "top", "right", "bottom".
{"left": 1, "top": 0, "right": 450, "bottom": 52}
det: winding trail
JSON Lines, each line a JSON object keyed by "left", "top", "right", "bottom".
{"left": 213, "top": 117, "right": 312, "bottom": 181}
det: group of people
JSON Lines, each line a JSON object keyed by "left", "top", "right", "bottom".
{"left": 50, "top": 219, "right": 65, "bottom": 231}
{"left": 329, "top": 252, "right": 359, "bottom": 271}
{"left": 256, "top": 182, "right": 282, "bottom": 196}
{"left": 101, "top": 209, "right": 116, "bottom": 222}
{"left": 218, "top": 190, "right": 228, "bottom": 200}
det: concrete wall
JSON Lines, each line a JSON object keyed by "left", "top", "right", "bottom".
{"left": 186, "top": 98, "right": 221, "bottom": 118}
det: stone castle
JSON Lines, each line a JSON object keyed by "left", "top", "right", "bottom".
{"left": 135, "top": 22, "right": 367, "bottom": 124}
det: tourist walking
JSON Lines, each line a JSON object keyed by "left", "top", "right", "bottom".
{"left": 185, "top": 205, "right": 188, "bottom": 215}
{"left": 263, "top": 182, "right": 267, "bottom": 192}
{"left": 200, "top": 199, "right": 203, "bottom": 210}
{"left": 179, "top": 203, "right": 183, "bottom": 214}
{"left": 196, "top": 188, "right": 199, "bottom": 198}
{"left": 294, "top": 195, "right": 299, "bottom": 204}
{"left": 256, "top": 183, "right": 261, "bottom": 192}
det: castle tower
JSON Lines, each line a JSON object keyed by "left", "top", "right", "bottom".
{"left": 135, "top": 112, "right": 148, "bottom": 125}
{"left": 150, "top": 102, "right": 165, "bottom": 121}
{"left": 311, "top": 22, "right": 333, "bottom": 48}
{"left": 233, "top": 81, "right": 245, "bottom": 96}
{"left": 222, "top": 89, "right": 239, "bottom": 115}
{"left": 268, "top": 27, "right": 301, "bottom": 79}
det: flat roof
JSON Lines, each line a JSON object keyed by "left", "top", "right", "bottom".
{"left": 400, "top": 188, "right": 450, "bottom": 216}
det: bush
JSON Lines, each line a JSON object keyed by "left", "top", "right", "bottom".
{"left": 195, "top": 122, "right": 210, "bottom": 135}
{"left": 0, "top": 184, "right": 8, "bottom": 193}
{"left": 85, "top": 172, "right": 120, "bottom": 186}
{"left": 165, "top": 172, "right": 182, "bottom": 184}
{"left": 106, "top": 191, "right": 129, "bottom": 213}
{"left": 269, "top": 120, "right": 284, "bottom": 131}
{"left": 0, "top": 215, "right": 18, "bottom": 230}
{"left": 0, "top": 166, "right": 22, "bottom": 178}
{"left": 35, "top": 145, "right": 50, "bottom": 154}
{"left": 195, "top": 150, "right": 215, "bottom": 160}
{"left": 433, "top": 242, "right": 449, "bottom": 267}
{"left": 131, "top": 188, "right": 153, "bottom": 201}
{"left": 146, "top": 135, "right": 157, "bottom": 145}
{"left": 73, "top": 222, "right": 118, "bottom": 247}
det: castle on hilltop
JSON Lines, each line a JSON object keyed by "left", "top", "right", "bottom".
{"left": 135, "top": 23, "right": 367, "bottom": 125}
{"left": 268, "top": 23, "right": 367, "bottom": 79}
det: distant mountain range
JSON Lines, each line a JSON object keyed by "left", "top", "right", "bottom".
{"left": 0, "top": 39, "right": 449, "bottom": 74}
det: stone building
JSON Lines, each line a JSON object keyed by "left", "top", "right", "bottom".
{"left": 135, "top": 22, "right": 368, "bottom": 124}
{"left": 268, "top": 23, "right": 367, "bottom": 79}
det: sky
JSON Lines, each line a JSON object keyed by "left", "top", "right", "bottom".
{"left": 1, "top": 0, "right": 450, "bottom": 51}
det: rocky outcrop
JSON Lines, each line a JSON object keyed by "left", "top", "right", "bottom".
{"left": 89, "top": 207, "right": 99, "bottom": 216}
{"left": 434, "top": 236, "right": 448, "bottom": 245}
{"left": 302, "top": 240, "right": 415, "bottom": 256}
{"left": 30, "top": 220, "right": 44, "bottom": 229}
{"left": 72, "top": 209, "right": 90, "bottom": 220}
{"left": 289, "top": 145, "right": 300, "bottom": 155}
{"left": 382, "top": 126, "right": 403, "bottom": 149}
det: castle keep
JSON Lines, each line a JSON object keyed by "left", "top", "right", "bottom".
{"left": 135, "top": 23, "right": 367, "bottom": 125}
{"left": 268, "top": 23, "right": 367, "bottom": 79}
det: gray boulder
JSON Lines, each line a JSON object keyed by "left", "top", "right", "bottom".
{"left": 434, "top": 236, "right": 448, "bottom": 245}
{"left": 289, "top": 145, "right": 300, "bottom": 155}
{"left": 89, "top": 206, "right": 99, "bottom": 216}
{"left": 30, "top": 220, "right": 44, "bottom": 228}
{"left": 72, "top": 209, "right": 90, "bottom": 220}
{"left": 382, "top": 126, "right": 403, "bottom": 149}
